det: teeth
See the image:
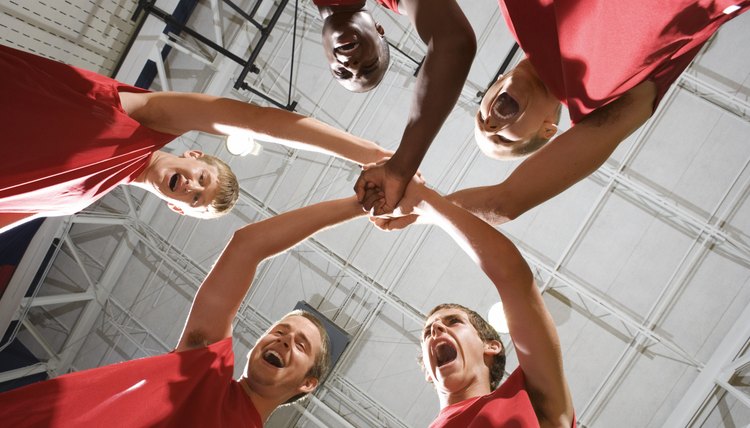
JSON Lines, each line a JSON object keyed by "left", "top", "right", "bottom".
{"left": 493, "top": 93, "right": 519, "bottom": 119}
{"left": 335, "top": 42, "right": 358, "bottom": 54}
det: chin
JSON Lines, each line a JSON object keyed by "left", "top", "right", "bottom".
{"left": 474, "top": 135, "right": 515, "bottom": 161}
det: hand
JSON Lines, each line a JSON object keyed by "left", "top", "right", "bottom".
{"left": 368, "top": 174, "right": 430, "bottom": 232}
{"left": 354, "top": 159, "right": 410, "bottom": 215}
{"left": 369, "top": 213, "right": 420, "bottom": 231}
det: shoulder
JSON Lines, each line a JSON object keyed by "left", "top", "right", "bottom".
{"left": 176, "top": 330, "right": 233, "bottom": 353}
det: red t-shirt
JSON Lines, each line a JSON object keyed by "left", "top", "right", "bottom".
{"left": 0, "top": 338, "right": 262, "bottom": 427}
{"left": 0, "top": 44, "right": 176, "bottom": 217}
{"left": 429, "top": 368, "right": 540, "bottom": 428}
{"left": 499, "top": 0, "right": 750, "bottom": 123}
{"left": 313, "top": 0, "right": 400, "bottom": 14}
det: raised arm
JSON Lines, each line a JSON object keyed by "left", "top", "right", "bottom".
{"left": 119, "top": 91, "right": 390, "bottom": 165}
{"left": 449, "top": 81, "right": 656, "bottom": 225}
{"left": 354, "top": 0, "right": 476, "bottom": 213}
{"left": 402, "top": 181, "right": 574, "bottom": 426}
{"left": 175, "top": 196, "right": 365, "bottom": 351}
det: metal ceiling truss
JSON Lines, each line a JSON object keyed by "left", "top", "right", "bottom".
{"left": 134, "top": 0, "right": 300, "bottom": 110}
{"left": 5, "top": 5, "right": 749, "bottom": 427}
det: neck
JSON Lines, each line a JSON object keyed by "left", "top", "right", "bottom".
{"left": 132, "top": 150, "right": 164, "bottom": 184}
{"left": 439, "top": 378, "right": 492, "bottom": 408}
{"left": 239, "top": 377, "right": 286, "bottom": 423}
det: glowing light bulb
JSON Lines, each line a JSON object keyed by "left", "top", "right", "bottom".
{"left": 225, "top": 134, "right": 262, "bottom": 156}
{"left": 487, "top": 301, "right": 509, "bottom": 334}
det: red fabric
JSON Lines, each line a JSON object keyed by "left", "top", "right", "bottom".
{"left": 0, "top": 338, "right": 263, "bottom": 428}
{"left": 498, "top": 0, "right": 750, "bottom": 123}
{"left": 312, "top": 0, "right": 400, "bottom": 13}
{"left": 0, "top": 264, "right": 16, "bottom": 299}
{"left": 375, "top": 0, "right": 400, "bottom": 13}
{"left": 0, "top": 44, "right": 176, "bottom": 217}
{"left": 428, "top": 368, "right": 539, "bottom": 428}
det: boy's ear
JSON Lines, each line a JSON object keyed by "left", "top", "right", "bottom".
{"left": 484, "top": 340, "right": 503, "bottom": 358}
{"left": 167, "top": 202, "right": 185, "bottom": 215}
{"left": 298, "top": 376, "right": 319, "bottom": 395}
{"left": 182, "top": 149, "right": 204, "bottom": 159}
{"left": 539, "top": 122, "right": 558, "bottom": 140}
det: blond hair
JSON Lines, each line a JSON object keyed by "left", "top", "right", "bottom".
{"left": 197, "top": 154, "right": 239, "bottom": 217}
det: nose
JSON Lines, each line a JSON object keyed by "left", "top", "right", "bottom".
{"left": 276, "top": 334, "right": 291, "bottom": 348}
{"left": 335, "top": 54, "right": 359, "bottom": 67}
{"left": 482, "top": 112, "right": 499, "bottom": 131}
{"left": 184, "top": 179, "right": 203, "bottom": 193}
{"left": 430, "top": 321, "right": 447, "bottom": 338}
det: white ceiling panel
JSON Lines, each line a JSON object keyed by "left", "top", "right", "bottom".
{"left": 3, "top": 1, "right": 750, "bottom": 427}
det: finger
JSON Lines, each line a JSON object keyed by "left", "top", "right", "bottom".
{"left": 374, "top": 202, "right": 394, "bottom": 217}
{"left": 369, "top": 217, "right": 390, "bottom": 231}
{"left": 354, "top": 172, "right": 368, "bottom": 202}
{"left": 362, "top": 190, "right": 385, "bottom": 212}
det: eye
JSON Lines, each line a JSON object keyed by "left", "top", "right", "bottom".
{"left": 199, "top": 172, "right": 204, "bottom": 185}
{"left": 297, "top": 342, "right": 305, "bottom": 351}
{"left": 333, "top": 67, "right": 352, "bottom": 79}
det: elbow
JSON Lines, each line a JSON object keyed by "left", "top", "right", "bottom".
{"left": 498, "top": 202, "right": 523, "bottom": 223}
{"left": 463, "top": 33, "right": 477, "bottom": 62}
{"left": 450, "top": 32, "right": 476, "bottom": 66}
{"left": 434, "top": 29, "right": 476, "bottom": 67}
{"left": 456, "top": 25, "right": 477, "bottom": 62}
{"left": 229, "top": 226, "right": 264, "bottom": 257}
{"left": 487, "top": 187, "right": 525, "bottom": 225}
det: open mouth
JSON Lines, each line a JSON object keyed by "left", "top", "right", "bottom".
{"left": 435, "top": 342, "right": 457, "bottom": 368}
{"left": 263, "top": 350, "right": 284, "bottom": 368}
{"left": 169, "top": 173, "right": 179, "bottom": 192}
{"left": 492, "top": 92, "right": 520, "bottom": 120}
{"left": 335, "top": 41, "right": 359, "bottom": 55}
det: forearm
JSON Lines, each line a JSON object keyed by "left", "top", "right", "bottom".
{"left": 389, "top": 1, "right": 476, "bottom": 177}
{"left": 446, "top": 185, "right": 517, "bottom": 226}
{"left": 420, "top": 190, "right": 532, "bottom": 287}
{"left": 247, "top": 108, "right": 391, "bottom": 165}
{"left": 132, "top": 92, "right": 389, "bottom": 165}
{"left": 233, "top": 195, "right": 365, "bottom": 259}
{"left": 178, "top": 196, "right": 364, "bottom": 349}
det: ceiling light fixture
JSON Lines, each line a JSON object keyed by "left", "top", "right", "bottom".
{"left": 487, "top": 301, "right": 509, "bottom": 334}
{"left": 225, "top": 134, "right": 262, "bottom": 157}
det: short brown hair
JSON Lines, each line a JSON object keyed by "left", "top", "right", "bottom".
{"left": 280, "top": 310, "right": 331, "bottom": 405}
{"left": 510, "top": 103, "right": 562, "bottom": 158}
{"left": 197, "top": 154, "right": 239, "bottom": 217}
{"left": 420, "top": 303, "right": 506, "bottom": 390}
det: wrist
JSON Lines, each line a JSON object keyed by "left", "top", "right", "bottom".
{"left": 343, "top": 195, "right": 367, "bottom": 216}
{"left": 386, "top": 153, "right": 417, "bottom": 180}
{"left": 375, "top": 147, "right": 394, "bottom": 162}
{"left": 413, "top": 187, "right": 442, "bottom": 216}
